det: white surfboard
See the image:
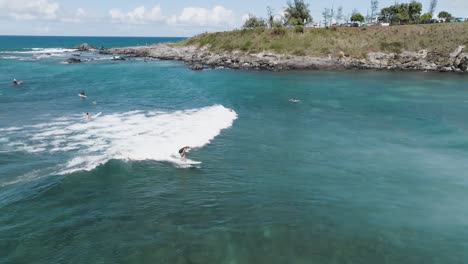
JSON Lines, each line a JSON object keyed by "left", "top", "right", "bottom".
{"left": 78, "top": 94, "right": 87, "bottom": 98}
{"left": 169, "top": 154, "right": 201, "bottom": 167}
{"left": 84, "top": 112, "right": 102, "bottom": 121}
{"left": 91, "top": 112, "right": 102, "bottom": 119}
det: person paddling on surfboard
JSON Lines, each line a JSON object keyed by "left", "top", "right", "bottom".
{"left": 84, "top": 112, "right": 91, "bottom": 119}
{"left": 179, "top": 146, "right": 190, "bottom": 161}
{"left": 12, "top": 79, "right": 18, "bottom": 85}
{"left": 79, "top": 91, "right": 87, "bottom": 98}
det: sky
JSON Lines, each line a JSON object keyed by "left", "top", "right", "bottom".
{"left": 0, "top": 0, "right": 467, "bottom": 37}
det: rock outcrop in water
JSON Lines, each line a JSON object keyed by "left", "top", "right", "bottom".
{"left": 107, "top": 44, "right": 468, "bottom": 73}
{"left": 75, "top": 43, "right": 98, "bottom": 51}
{"left": 64, "top": 58, "right": 82, "bottom": 64}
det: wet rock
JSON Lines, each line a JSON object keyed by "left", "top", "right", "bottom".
{"left": 111, "top": 56, "right": 126, "bottom": 61}
{"left": 107, "top": 43, "right": 468, "bottom": 73}
{"left": 64, "top": 58, "right": 82, "bottom": 64}
{"left": 75, "top": 43, "right": 97, "bottom": 51}
{"left": 188, "top": 63, "right": 204, "bottom": 71}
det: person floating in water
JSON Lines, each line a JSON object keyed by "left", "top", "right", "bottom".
{"left": 84, "top": 112, "right": 92, "bottom": 119}
{"left": 179, "top": 146, "right": 190, "bottom": 161}
{"left": 12, "top": 79, "right": 18, "bottom": 85}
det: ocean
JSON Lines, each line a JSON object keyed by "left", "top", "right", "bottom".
{"left": 1, "top": 36, "right": 468, "bottom": 263}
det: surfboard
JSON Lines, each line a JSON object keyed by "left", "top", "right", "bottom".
{"left": 78, "top": 94, "right": 87, "bottom": 98}
{"left": 92, "top": 112, "right": 102, "bottom": 119}
{"left": 84, "top": 112, "right": 101, "bottom": 121}
{"left": 169, "top": 155, "right": 201, "bottom": 166}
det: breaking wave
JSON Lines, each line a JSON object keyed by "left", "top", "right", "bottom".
{"left": 0, "top": 105, "right": 237, "bottom": 174}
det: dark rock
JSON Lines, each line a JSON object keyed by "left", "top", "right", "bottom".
{"left": 112, "top": 56, "right": 126, "bottom": 61}
{"left": 64, "top": 58, "right": 82, "bottom": 64}
{"left": 75, "top": 43, "right": 97, "bottom": 51}
{"left": 457, "top": 56, "right": 468, "bottom": 72}
{"left": 188, "top": 63, "right": 204, "bottom": 71}
{"left": 107, "top": 43, "right": 468, "bottom": 73}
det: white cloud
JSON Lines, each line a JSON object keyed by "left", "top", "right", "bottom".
{"left": 449, "top": 0, "right": 468, "bottom": 9}
{"left": 34, "top": 26, "right": 50, "bottom": 33}
{"left": 109, "top": 5, "right": 164, "bottom": 24}
{"left": 0, "top": 0, "right": 59, "bottom": 20}
{"left": 76, "top": 8, "right": 85, "bottom": 17}
{"left": 167, "top": 6, "right": 235, "bottom": 27}
{"left": 58, "top": 8, "right": 87, "bottom": 23}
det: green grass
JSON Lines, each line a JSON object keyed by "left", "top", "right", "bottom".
{"left": 175, "top": 23, "right": 468, "bottom": 58}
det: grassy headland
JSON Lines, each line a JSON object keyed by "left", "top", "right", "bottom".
{"left": 177, "top": 23, "right": 468, "bottom": 58}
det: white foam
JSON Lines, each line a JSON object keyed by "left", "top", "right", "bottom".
{"left": 0, "top": 48, "right": 77, "bottom": 54}
{"left": 0, "top": 56, "right": 21, "bottom": 60}
{"left": 0, "top": 105, "right": 237, "bottom": 173}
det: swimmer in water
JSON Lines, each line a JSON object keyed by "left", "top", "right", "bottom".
{"left": 178, "top": 146, "right": 190, "bottom": 161}
{"left": 84, "top": 112, "right": 92, "bottom": 119}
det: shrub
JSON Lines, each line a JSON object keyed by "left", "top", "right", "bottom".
{"left": 254, "top": 27, "right": 265, "bottom": 34}
{"left": 243, "top": 15, "right": 266, "bottom": 29}
{"left": 294, "top": 25, "right": 304, "bottom": 33}
{"left": 271, "top": 26, "right": 286, "bottom": 36}
{"left": 380, "top": 41, "right": 403, "bottom": 53}
{"left": 241, "top": 41, "right": 252, "bottom": 51}
{"left": 293, "top": 49, "right": 306, "bottom": 56}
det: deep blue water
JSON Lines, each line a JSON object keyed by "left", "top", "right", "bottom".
{"left": 0, "top": 36, "right": 184, "bottom": 51}
{"left": 1, "top": 36, "right": 468, "bottom": 264}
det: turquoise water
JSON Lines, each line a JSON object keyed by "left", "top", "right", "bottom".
{"left": 1, "top": 37, "right": 468, "bottom": 263}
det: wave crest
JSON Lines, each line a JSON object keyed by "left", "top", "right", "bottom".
{"left": 0, "top": 105, "right": 237, "bottom": 173}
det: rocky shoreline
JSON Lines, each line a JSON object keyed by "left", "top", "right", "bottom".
{"left": 104, "top": 43, "right": 468, "bottom": 73}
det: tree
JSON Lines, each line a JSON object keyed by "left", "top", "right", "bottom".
{"left": 266, "top": 6, "right": 275, "bottom": 28}
{"left": 242, "top": 15, "right": 266, "bottom": 29}
{"left": 438, "top": 11, "right": 453, "bottom": 22}
{"left": 330, "top": 6, "right": 335, "bottom": 25}
{"left": 378, "top": 1, "right": 422, "bottom": 24}
{"left": 284, "top": 0, "right": 312, "bottom": 26}
{"left": 351, "top": 12, "right": 365, "bottom": 23}
{"left": 336, "top": 6, "right": 344, "bottom": 24}
{"left": 420, "top": 12, "right": 432, "bottom": 22}
{"left": 322, "top": 8, "right": 331, "bottom": 27}
{"left": 370, "top": 0, "right": 379, "bottom": 23}
{"left": 429, "top": 0, "right": 437, "bottom": 16}
{"left": 408, "top": 1, "right": 422, "bottom": 23}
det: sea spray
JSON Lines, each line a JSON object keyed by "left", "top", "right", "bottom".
{"left": 0, "top": 105, "right": 237, "bottom": 173}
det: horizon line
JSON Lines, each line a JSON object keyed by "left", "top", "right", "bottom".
{"left": 0, "top": 34, "right": 188, "bottom": 38}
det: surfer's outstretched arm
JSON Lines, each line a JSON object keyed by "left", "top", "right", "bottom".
{"left": 178, "top": 146, "right": 190, "bottom": 161}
